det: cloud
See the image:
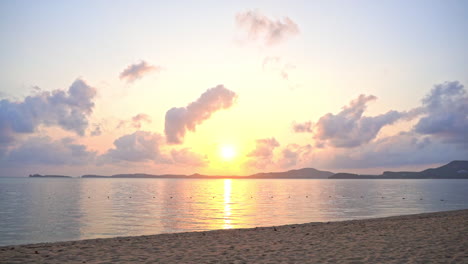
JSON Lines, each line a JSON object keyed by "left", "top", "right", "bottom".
{"left": 248, "top": 138, "right": 280, "bottom": 158}
{"left": 100, "top": 131, "right": 166, "bottom": 163}
{"left": 119, "top": 61, "right": 162, "bottom": 82}
{"left": 262, "top": 56, "right": 296, "bottom": 81}
{"left": 3, "top": 136, "right": 96, "bottom": 166}
{"left": 0, "top": 79, "right": 96, "bottom": 147}
{"left": 414, "top": 81, "right": 468, "bottom": 146}
{"left": 246, "top": 138, "right": 280, "bottom": 169}
{"left": 278, "top": 144, "right": 312, "bottom": 168}
{"left": 262, "top": 56, "right": 281, "bottom": 69}
{"left": 171, "top": 148, "right": 208, "bottom": 167}
{"left": 116, "top": 113, "right": 152, "bottom": 130}
{"left": 311, "top": 94, "right": 409, "bottom": 148}
{"left": 292, "top": 121, "right": 313, "bottom": 133}
{"left": 244, "top": 139, "right": 316, "bottom": 170}
{"left": 100, "top": 131, "right": 209, "bottom": 167}
{"left": 287, "top": 81, "right": 468, "bottom": 170}
{"left": 131, "top": 114, "right": 152, "bottom": 129}
{"left": 321, "top": 132, "right": 467, "bottom": 170}
{"left": 164, "top": 85, "right": 237, "bottom": 144}
{"left": 90, "top": 124, "right": 102, "bottom": 136}
{"left": 236, "top": 10, "right": 299, "bottom": 45}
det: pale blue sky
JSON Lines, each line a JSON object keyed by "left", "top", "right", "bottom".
{"left": 2, "top": 0, "right": 467, "bottom": 97}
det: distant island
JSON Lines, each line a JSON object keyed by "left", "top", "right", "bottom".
{"left": 31, "top": 160, "right": 468, "bottom": 179}
{"left": 29, "top": 174, "right": 72, "bottom": 178}
{"left": 81, "top": 167, "right": 334, "bottom": 179}
{"left": 329, "top": 160, "right": 468, "bottom": 179}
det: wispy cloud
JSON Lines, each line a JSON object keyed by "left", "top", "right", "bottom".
{"left": 278, "top": 144, "right": 312, "bottom": 168}
{"left": 236, "top": 10, "right": 299, "bottom": 45}
{"left": 132, "top": 114, "right": 152, "bottom": 129}
{"left": 246, "top": 137, "right": 280, "bottom": 169}
{"left": 292, "top": 121, "right": 313, "bottom": 133}
{"left": 171, "top": 148, "right": 208, "bottom": 167}
{"left": 164, "top": 85, "right": 237, "bottom": 144}
{"left": 262, "top": 56, "right": 296, "bottom": 81}
{"left": 117, "top": 113, "right": 152, "bottom": 130}
{"left": 119, "top": 61, "right": 162, "bottom": 83}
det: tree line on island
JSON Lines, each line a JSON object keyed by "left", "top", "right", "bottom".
{"left": 29, "top": 160, "right": 468, "bottom": 179}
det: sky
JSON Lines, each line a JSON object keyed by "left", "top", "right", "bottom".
{"left": 1, "top": 0, "right": 467, "bottom": 177}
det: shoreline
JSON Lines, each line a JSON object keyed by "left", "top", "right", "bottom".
{"left": 1, "top": 209, "right": 467, "bottom": 263}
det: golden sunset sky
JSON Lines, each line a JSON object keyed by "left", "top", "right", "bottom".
{"left": 1, "top": 0, "right": 467, "bottom": 176}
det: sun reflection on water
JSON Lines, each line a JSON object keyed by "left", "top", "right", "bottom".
{"left": 2, "top": 178, "right": 466, "bottom": 246}
{"left": 223, "top": 179, "right": 232, "bottom": 229}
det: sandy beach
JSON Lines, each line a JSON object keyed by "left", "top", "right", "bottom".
{"left": 1, "top": 210, "right": 467, "bottom": 263}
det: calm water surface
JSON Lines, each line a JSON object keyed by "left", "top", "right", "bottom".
{"left": 0, "top": 178, "right": 467, "bottom": 246}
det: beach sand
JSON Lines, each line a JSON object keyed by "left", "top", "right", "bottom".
{"left": 1, "top": 210, "right": 467, "bottom": 263}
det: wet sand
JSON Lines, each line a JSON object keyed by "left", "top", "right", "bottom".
{"left": 1, "top": 209, "right": 467, "bottom": 263}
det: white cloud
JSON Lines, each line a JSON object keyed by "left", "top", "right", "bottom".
{"left": 287, "top": 81, "right": 468, "bottom": 170}
{"left": 321, "top": 132, "right": 467, "bottom": 170}
{"left": 311, "top": 95, "right": 407, "bottom": 148}
{"left": 100, "top": 131, "right": 166, "bottom": 163}
{"left": 100, "top": 131, "right": 210, "bottom": 168}
{"left": 0, "top": 79, "right": 96, "bottom": 148}
{"left": 236, "top": 10, "right": 299, "bottom": 45}
{"left": 117, "top": 113, "right": 152, "bottom": 130}
{"left": 164, "top": 85, "right": 237, "bottom": 144}
{"left": 292, "top": 121, "right": 312, "bottom": 133}
{"left": 131, "top": 113, "right": 152, "bottom": 129}
{"left": 171, "top": 148, "right": 208, "bottom": 167}
{"left": 119, "top": 61, "right": 162, "bottom": 83}
{"left": 3, "top": 136, "right": 96, "bottom": 166}
{"left": 262, "top": 56, "right": 296, "bottom": 81}
{"left": 278, "top": 144, "right": 312, "bottom": 168}
{"left": 414, "top": 81, "right": 468, "bottom": 146}
{"left": 246, "top": 137, "right": 280, "bottom": 169}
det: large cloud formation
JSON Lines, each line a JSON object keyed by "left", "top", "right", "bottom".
{"left": 100, "top": 131, "right": 208, "bottom": 167}
{"left": 4, "top": 136, "right": 95, "bottom": 166}
{"left": 0, "top": 79, "right": 96, "bottom": 148}
{"left": 311, "top": 95, "right": 408, "bottom": 148}
{"left": 308, "top": 81, "right": 468, "bottom": 149}
{"left": 164, "top": 85, "right": 237, "bottom": 144}
{"left": 285, "top": 81, "right": 468, "bottom": 170}
{"left": 100, "top": 131, "right": 166, "bottom": 163}
{"left": 414, "top": 81, "right": 468, "bottom": 146}
{"left": 322, "top": 132, "right": 467, "bottom": 170}
{"left": 236, "top": 10, "right": 299, "bottom": 45}
{"left": 119, "top": 61, "right": 162, "bottom": 83}
{"left": 315, "top": 94, "right": 403, "bottom": 148}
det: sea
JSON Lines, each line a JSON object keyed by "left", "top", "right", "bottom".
{"left": 0, "top": 177, "right": 467, "bottom": 246}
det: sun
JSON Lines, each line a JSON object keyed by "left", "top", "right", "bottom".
{"left": 220, "top": 145, "right": 236, "bottom": 161}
